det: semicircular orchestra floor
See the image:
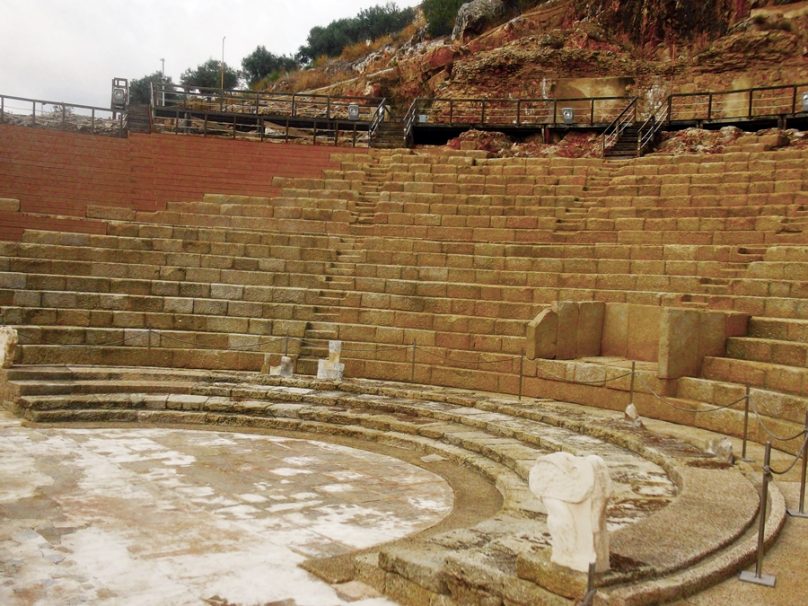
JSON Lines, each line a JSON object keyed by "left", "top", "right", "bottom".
{"left": 0, "top": 411, "right": 453, "bottom": 606}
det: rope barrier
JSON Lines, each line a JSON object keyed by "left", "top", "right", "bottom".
{"left": 648, "top": 387, "right": 748, "bottom": 414}
{"left": 767, "top": 433, "right": 808, "bottom": 477}
{"left": 750, "top": 397, "right": 808, "bottom": 443}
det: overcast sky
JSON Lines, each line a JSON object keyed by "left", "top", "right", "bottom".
{"left": 0, "top": 0, "right": 422, "bottom": 108}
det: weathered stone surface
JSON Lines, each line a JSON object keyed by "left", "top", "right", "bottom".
{"left": 452, "top": 0, "right": 507, "bottom": 41}
{"left": 514, "top": 550, "right": 589, "bottom": 600}
{"left": 0, "top": 326, "right": 18, "bottom": 368}
{"left": 527, "top": 307, "right": 557, "bottom": 359}
{"left": 528, "top": 452, "right": 612, "bottom": 573}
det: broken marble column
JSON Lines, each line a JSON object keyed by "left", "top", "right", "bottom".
{"left": 317, "top": 340, "right": 345, "bottom": 381}
{"left": 0, "top": 326, "right": 18, "bottom": 368}
{"left": 529, "top": 452, "right": 612, "bottom": 573}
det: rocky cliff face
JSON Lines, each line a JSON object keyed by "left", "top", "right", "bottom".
{"left": 271, "top": 1, "right": 807, "bottom": 106}
{"left": 576, "top": 0, "right": 752, "bottom": 47}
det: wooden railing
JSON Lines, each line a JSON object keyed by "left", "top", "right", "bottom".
{"left": 405, "top": 95, "right": 635, "bottom": 128}
{"left": 0, "top": 94, "right": 127, "bottom": 137}
{"left": 152, "top": 83, "right": 385, "bottom": 123}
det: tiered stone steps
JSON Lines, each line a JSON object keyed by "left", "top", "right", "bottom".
{"left": 0, "top": 366, "right": 780, "bottom": 606}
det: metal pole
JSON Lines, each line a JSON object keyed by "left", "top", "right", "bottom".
{"left": 788, "top": 411, "right": 808, "bottom": 518}
{"left": 739, "top": 441, "right": 776, "bottom": 587}
{"left": 411, "top": 340, "right": 416, "bottom": 383}
{"left": 742, "top": 385, "right": 751, "bottom": 460}
{"left": 629, "top": 361, "right": 636, "bottom": 404}
{"left": 518, "top": 355, "right": 524, "bottom": 402}
{"left": 220, "top": 36, "right": 226, "bottom": 94}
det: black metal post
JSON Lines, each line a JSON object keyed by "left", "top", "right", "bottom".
{"left": 739, "top": 441, "right": 776, "bottom": 587}
{"left": 742, "top": 385, "right": 751, "bottom": 460}
{"left": 518, "top": 355, "right": 524, "bottom": 402}
{"left": 788, "top": 411, "right": 808, "bottom": 519}
{"left": 411, "top": 340, "right": 416, "bottom": 383}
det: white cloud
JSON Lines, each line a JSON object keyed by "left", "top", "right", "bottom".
{"left": 0, "top": 0, "right": 422, "bottom": 107}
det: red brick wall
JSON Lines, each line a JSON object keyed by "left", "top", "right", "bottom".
{"left": 0, "top": 124, "right": 362, "bottom": 239}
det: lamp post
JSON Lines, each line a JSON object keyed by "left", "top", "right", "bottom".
{"left": 160, "top": 58, "right": 165, "bottom": 105}
{"left": 220, "top": 36, "right": 226, "bottom": 93}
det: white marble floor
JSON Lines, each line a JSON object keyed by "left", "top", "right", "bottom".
{"left": 0, "top": 411, "right": 453, "bottom": 606}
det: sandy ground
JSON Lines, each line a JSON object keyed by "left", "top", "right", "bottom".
{"left": 0, "top": 411, "right": 453, "bottom": 606}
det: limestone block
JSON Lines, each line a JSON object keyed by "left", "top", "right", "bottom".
{"left": 0, "top": 327, "right": 18, "bottom": 368}
{"left": 526, "top": 308, "right": 557, "bottom": 360}
{"left": 627, "top": 305, "right": 660, "bottom": 362}
{"left": 576, "top": 302, "right": 605, "bottom": 358}
{"left": 529, "top": 452, "right": 612, "bottom": 573}
{"left": 555, "top": 302, "right": 579, "bottom": 360}
{"left": 601, "top": 303, "right": 629, "bottom": 358}
{"left": 659, "top": 308, "right": 701, "bottom": 379}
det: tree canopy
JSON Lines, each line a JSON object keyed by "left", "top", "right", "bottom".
{"left": 129, "top": 72, "right": 172, "bottom": 105}
{"left": 242, "top": 46, "right": 298, "bottom": 86}
{"left": 180, "top": 59, "right": 240, "bottom": 90}
{"left": 422, "top": 0, "right": 466, "bottom": 37}
{"left": 298, "top": 2, "right": 415, "bottom": 62}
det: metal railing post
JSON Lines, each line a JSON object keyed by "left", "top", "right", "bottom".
{"left": 518, "top": 355, "right": 524, "bottom": 402}
{"left": 590, "top": 99, "right": 595, "bottom": 125}
{"left": 411, "top": 340, "right": 416, "bottom": 383}
{"left": 707, "top": 94, "right": 713, "bottom": 121}
{"left": 629, "top": 361, "right": 636, "bottom": 405}
{"left": 788, "top": 411, "right": 808, "bottom": 519}
{"left": 516, "top": 100, "right": 521, "bottom": 126}
{"left": 739, "top": 441, "right": 776, "bottom": 587}
{"left": 748, "top": 89, "right": 754, "bottom": 119}
{"left": 742, "top": 385, "right": 751, "bottom": 460}
{"left": 449, "top": 100, "right": 454, "bottom": 126}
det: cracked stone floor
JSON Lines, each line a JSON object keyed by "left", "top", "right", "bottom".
{"left": 0, "top": 410, "right": 453, "bottom": 606}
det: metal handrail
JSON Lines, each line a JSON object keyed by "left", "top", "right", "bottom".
{"left": 668, "top": 82, "right": 808, "bottom": 122}
{"left": 154, "top": 83, "right": 384, "bottom": 123}
{"left": 368, "top": 98, "right": 388, "bottom": 141}
{"left": 0, "top": 93, "right": 126, "bottom": 137}
{"left": 402, "top": 98, "right": 421, "bottom": 146}
{"left": 601, "top": 97, "right": 638, "bottom": 154}
{"left": 407, "top": 95, "right": 635, "bottom": 128}
{"left": 637, "top": 98, "right": 670, "bottom": 156}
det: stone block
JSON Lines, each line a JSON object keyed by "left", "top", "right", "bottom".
{"left": 601, "top": 303, "right": 629, "bottom": 358}
{"left": 526, "top": 308, "right": 557, "bottom": 361}
{"left": 659, "top": 308, "right": 700, "bottom": 379}
{"left": 555, "top": 302, "right": 579, "bottom": 360}
{"left": 576, "top": 302, "right": 605, "bottom": 358}
{"left": 627, "top": 305, "right": 660, "bottom": 362}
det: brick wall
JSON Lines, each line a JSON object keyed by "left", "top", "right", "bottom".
{"left": 0, "top": 124, "right": 362, "bottom": 239}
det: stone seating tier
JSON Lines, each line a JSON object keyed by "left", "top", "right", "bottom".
{"left": 0, "top": 366, "right": 779, "bottom": 606}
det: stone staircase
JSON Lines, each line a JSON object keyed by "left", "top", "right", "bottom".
{"left": 604, "top": 125, "right": 641, "bottom": 159}
{"left": 370, "top": 112, "right": 406, "bottom": 149}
